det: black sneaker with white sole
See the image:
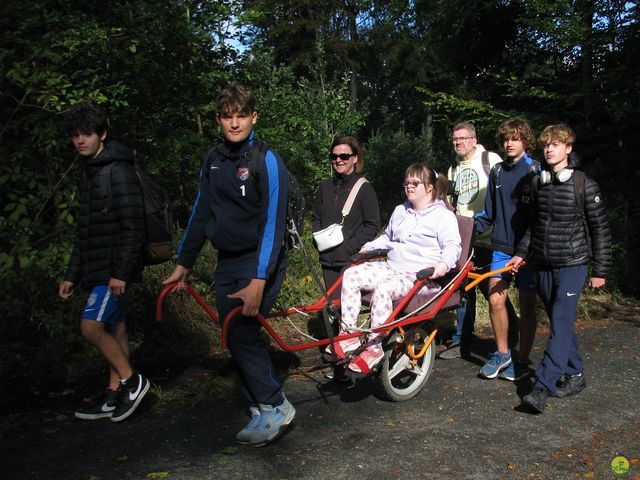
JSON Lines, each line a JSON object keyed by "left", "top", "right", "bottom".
{"left": 556, "top": 373, "right": 586, "bottom": 398}
{"left": 111, "top": 372, "right": 150, "bottom": 423}
{"left": 75, "top": 388, "right": 119, "bottom": 420}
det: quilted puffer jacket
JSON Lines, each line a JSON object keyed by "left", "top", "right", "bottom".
{"left": 64, "top": 141, "right": 144, "bottom": 287}
{"left": 516, "top": 167, "right": 611, "bottom": 277}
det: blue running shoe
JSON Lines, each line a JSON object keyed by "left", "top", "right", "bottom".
{"left": 250, "top": 397, "right": 296, "bottom": 447}
{"left": 498, "top": 360, "right": 530, "bottom": 381}
{"left": 480, "top": 351, "right": 512, "bottom": 379}
{"left": 236, "top": 406, "right": 261, "bottom": 444}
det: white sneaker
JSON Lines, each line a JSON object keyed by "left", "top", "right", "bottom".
{"left": 249, "top": 397, "right": 296, "bottom": 447}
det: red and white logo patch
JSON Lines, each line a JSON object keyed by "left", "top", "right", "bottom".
{"left": 237, "top": 167, "right": 249, "bottom": 181}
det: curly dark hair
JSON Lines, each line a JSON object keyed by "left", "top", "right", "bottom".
{"left": 65, "top": 104, "right": 107, "bottom": 136}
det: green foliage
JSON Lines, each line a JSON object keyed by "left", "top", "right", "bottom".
{"left": 237, "top": 51, "right": 366, "bottom": 201}
{"left": 1, "top": 0, "right": 639, "bottom": 391}
{"left": 366, "top": 126, "right": 447, "bottom": 220}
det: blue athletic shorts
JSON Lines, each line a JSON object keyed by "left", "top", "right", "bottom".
{"left": 491, "top": 251, "right": 537, "bottom": 292}
{"left": 82, "top": 285, "right": 127, "bottom": 325}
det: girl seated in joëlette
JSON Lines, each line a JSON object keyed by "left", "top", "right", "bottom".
{"left": 327, "top": 163, "right": 462, "bottom": 375}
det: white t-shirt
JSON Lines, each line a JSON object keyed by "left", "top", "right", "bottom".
{"left": 447, "top": 145, "right": 501, "bottom": 242}
{"left": 448, "top": 145, "right": 501, "bottom": 217}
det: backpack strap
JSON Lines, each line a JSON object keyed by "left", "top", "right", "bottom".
{"left": 573, "top": 170, "right": 591, "bottom": 255}
{"left": 481, "top": 150, "right": 490, "bottom": 177}
{"left": 98, "top": 163, "right": 115, "bottom": 214}
{"left": 202, "top": 146, "right": 218, "bottom": 179}
{"left": 573, "top": 170, "right": 585, "bottom": 216}
{"left": 488, "top": 162, "right": 502, "bottom": 204}
{"left": 249, "top": 139, "right": 269, "bottom": 193}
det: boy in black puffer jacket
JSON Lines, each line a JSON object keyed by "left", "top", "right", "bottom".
{"left": 59, "top": 105, "right": 149, "bottom": 423}
{"left": 509, "top": 124, "right": 612, "bottom": 413}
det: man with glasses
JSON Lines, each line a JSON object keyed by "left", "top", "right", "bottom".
{"left": 440, "top": 122, "right": 519, "bottom": 361}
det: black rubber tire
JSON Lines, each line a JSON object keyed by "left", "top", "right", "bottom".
{"left": 378, "top": 324, "right": 436, "bottom": 402}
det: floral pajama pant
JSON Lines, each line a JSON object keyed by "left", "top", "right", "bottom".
{"left": 340, "top": 262, "right": 441, "bottom": 344}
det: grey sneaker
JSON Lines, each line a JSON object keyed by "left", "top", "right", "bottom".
{"left": 479, "top": 351, "right": 512, "bottom": 379}
{"left": 498, "top": 360, "right": 530, "bottom": 381}
{"left": 249, "top": 397, "right": 296, "bottom": 447}
{"left": 74, "top": 388, "right": 119, "bottom": 420}
{"left": 236, "top": 407, "right": 262, "bottom": 444}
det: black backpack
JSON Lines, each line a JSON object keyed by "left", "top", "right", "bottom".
{"left": 99, "top": 162, "right": 174, "bottom": 265}
{"left": 249, "top": 140, "right": 306, "bottom": 250}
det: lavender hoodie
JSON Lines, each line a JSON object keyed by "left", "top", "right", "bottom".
{"left": 363, "top": 199, "right": 461, "bottom": 273}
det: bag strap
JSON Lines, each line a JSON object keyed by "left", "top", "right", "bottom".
{"left": 481, "top": 150, "right": 490, "bottom": 177}
{"left": 573, "top": 170, "right": 591, "bottom": 255}
{"left": 98, "top": 163, "right": 115, "bottom": 214}
{"left": 340, "top": 177, "right": 368, "bottom": 219}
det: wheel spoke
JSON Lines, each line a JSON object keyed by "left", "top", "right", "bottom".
{"left": 387, "top": 353, "right": 414, "bottom": 381}
{"left": 411, "top": 362, "right": 426, "bottom": 377}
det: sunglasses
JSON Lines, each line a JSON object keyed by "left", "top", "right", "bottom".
{"left": 403, "top": 180, "right": 424, "bottom": 188}
{"left": 329, "top": 153, "right": 355, "bottom": 161}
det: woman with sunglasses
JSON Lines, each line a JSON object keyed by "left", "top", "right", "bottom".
{"left": 312, "top": 136, "right": 381, "bottom": 297}
{"left": 326, "top": 163, "right": 461, "bottom": 376}
{"left": 312, "top": 136, "right": 381, "bottom": 381}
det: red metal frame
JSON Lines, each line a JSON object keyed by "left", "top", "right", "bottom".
{"left": 155, "top": 255, "right": 510, "bottom": 355}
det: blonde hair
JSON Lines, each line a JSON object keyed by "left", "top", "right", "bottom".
{"left": 539, "top": 123, "right": 576, "bottom": 146}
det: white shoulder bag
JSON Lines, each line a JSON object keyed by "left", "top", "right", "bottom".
{"left": 313, "top": 177, "right": 368, "bottom": 252}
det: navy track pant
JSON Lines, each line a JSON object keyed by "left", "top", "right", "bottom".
{"left": 534, "top": 265, "right": 588, "bottom": 395}
{"left": 215, "top": 250, "right": 287, "bottom": 406}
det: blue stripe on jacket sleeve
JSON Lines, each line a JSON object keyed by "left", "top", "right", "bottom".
{"left": 257, "top": 150, "right": 280, "bottom": 278}
{"left": 177, "top": 168, "right": 204, "bottom": 258}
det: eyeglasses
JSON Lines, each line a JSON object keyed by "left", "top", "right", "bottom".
{"left": 329, "top": 153, "right": 355, "bottom": 161}
{"left": 452, "top": 136, "right": 475, "bottom": 143}
{"left": 403, "top": 180, "right": 424, "bottom": 188}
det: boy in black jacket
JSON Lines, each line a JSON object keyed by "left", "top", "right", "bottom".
{"left": 163, "top": 83, "right": 294, "bottom": 446}
{"left": 59, "top": 105, "right": 149, "bottom": 422}
{"left": 509, "top": 124, "right": 612, "bottom": 413}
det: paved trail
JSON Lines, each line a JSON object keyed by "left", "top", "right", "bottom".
{"left": 2, "top": 317, "right": 639, "bottom": 480}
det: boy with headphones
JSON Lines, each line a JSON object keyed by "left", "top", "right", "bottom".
{"left": 509, "top": 124, "right": 612, "bottom": 413}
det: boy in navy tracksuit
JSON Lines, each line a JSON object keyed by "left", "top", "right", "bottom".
{"left": 474, "top": 118, "right": 539, "bottom": 381}
{"left": 510, "top": 124, "right": 611, "bottom": 413}
{"left": 163, "top": 83, "right": 295, "bottom": 446}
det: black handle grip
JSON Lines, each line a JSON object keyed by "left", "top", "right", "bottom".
{"left": 350, "top": 249, "right": 390, "bottom": 262}
{"left": 416, "top": 267, "right": 435, "bottom": 280}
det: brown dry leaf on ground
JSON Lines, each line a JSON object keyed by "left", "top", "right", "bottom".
{"left": 146, "top": 472, "right": 169, "bottom": 479}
